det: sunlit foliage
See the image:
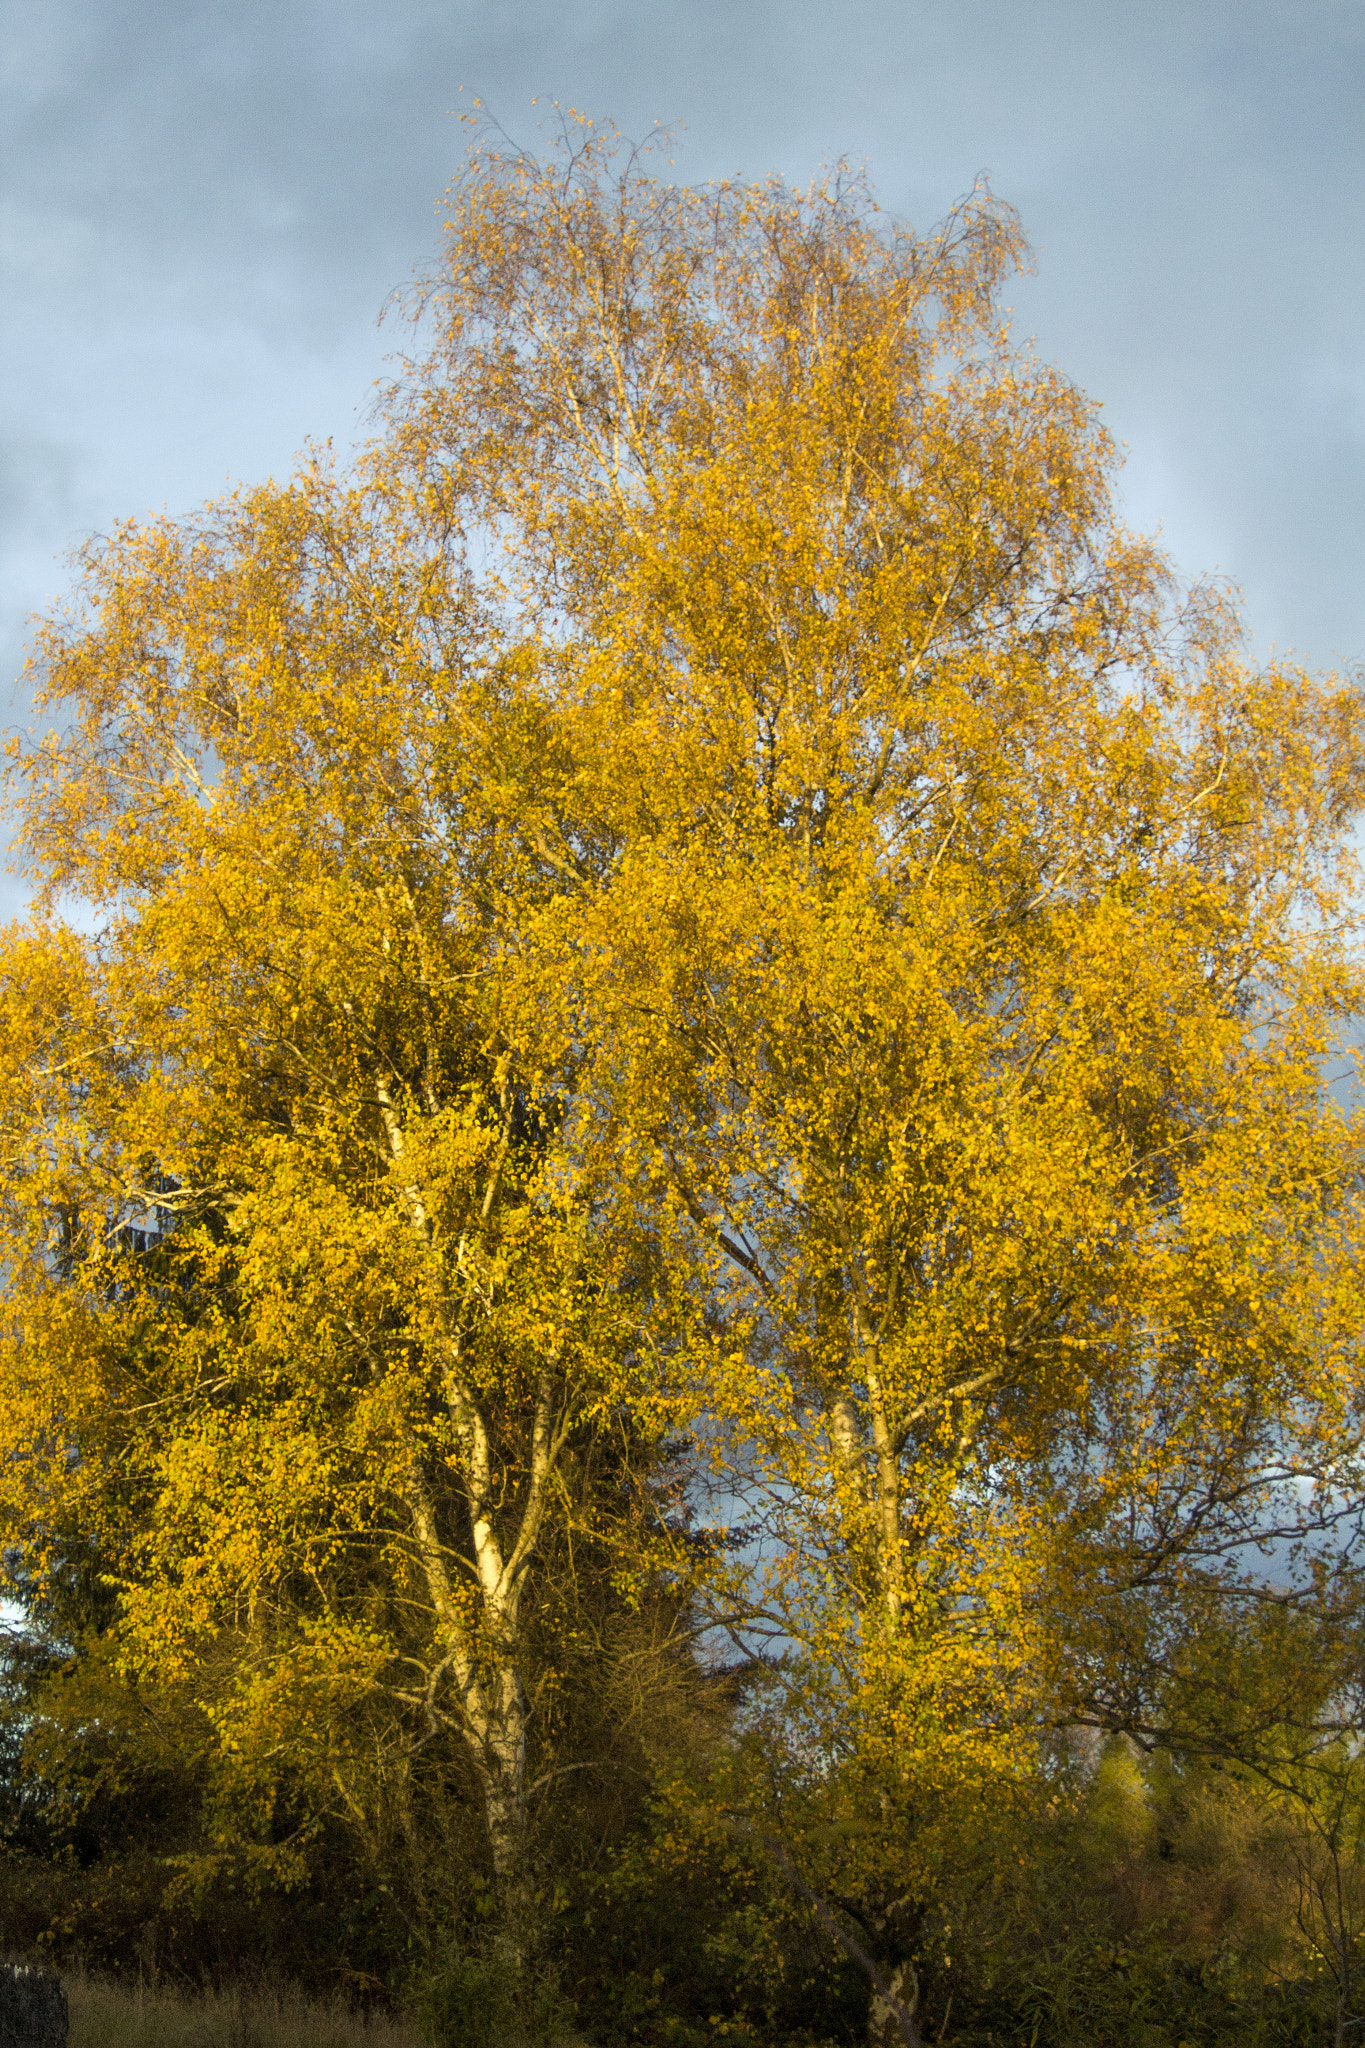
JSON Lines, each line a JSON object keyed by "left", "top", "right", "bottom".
{"left": 3, "top": 119, "right": 1364, "bottom": 2045}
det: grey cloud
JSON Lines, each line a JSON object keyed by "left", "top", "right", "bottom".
{"left": 1, "top": 0, "right": 1362, "bottom": 695}
{"left": 0, "top": 435, "right": 79, "bottom": 543}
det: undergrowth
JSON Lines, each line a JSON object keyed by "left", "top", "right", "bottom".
{"left": 65, "top": 1972, "right": 422, "bottom": 2048}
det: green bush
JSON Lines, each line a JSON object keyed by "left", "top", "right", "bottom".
{"left": 416, "top": 1938, "right": 580, "bottom": 2048}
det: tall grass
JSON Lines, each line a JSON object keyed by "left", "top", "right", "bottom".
{"left": 66, "top": 1972, "right": 425, "bottom": 2048}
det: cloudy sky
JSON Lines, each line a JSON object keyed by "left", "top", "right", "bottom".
{"left": 3, "top": 0, "right": 1363, "bottom": 911}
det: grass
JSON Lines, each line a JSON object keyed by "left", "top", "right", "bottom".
{"left": 65, "top": 1971, "right": 425, "bottom": 2048}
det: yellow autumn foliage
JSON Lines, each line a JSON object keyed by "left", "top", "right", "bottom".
{"left": 3, "top": 126, "right": 1364, "bottom": 2016}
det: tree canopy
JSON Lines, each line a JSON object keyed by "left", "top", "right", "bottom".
{"left": 3, "top": 121, "right": 1365, "bottom": 2048}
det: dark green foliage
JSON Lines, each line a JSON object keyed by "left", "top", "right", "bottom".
{"left": 2, "top": 1605, "right": 1361, "bottom": 2048}
{"left": 555, "top": 1817, "right": 863, "bottom": 2048}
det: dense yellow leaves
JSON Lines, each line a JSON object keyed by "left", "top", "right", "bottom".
{"left": 3, "top": 126, "right": 1365, "bottom": 1981}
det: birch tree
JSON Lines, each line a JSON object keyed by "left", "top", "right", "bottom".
{"left": 383, "top": 123, "right": 1365, "bottom": 2038}
{"left": 0, "top": 461, "right": 678, "bottom": 1925}
{"left": 5, "top": 120, "right": 1365, "bottom": 2041}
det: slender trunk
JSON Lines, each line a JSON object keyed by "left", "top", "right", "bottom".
{"left": 1334, "top": 1941, "right": 1354, "bottom": 2048}
{"left": 845, "top": 1284, "right": 904, "bottom": 1632}
{"left": 865, "top": 1353, "right": 903, "bottom": 1633}
{"left": 1322, "top": 1832, "right": 1357, "bottom": 2048}
{"left": 763, "top": 1838, "right": 923, "bottom": 2048}
{"left": 831, "top": 1202, "right": 905, "bottom": 1635}
{"left": 375, "top": 1066, "right": 549, "bottom": 1901}
{"left": 476, "top": 1663, "right": 530, "bottom": 1885}
{"left": 869, "top": 1962, "right": 918, "bottom": 2048}
{"left": 404, "top": 1458, "right": 533, "bottom": 1893}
